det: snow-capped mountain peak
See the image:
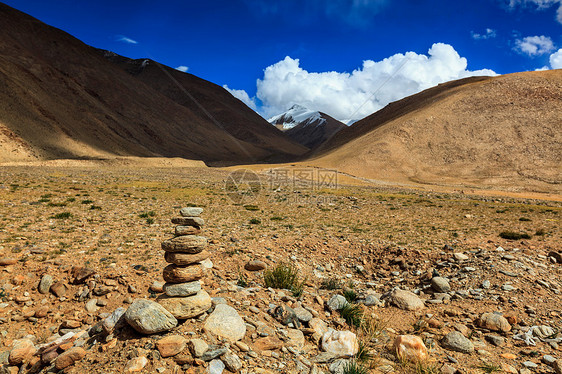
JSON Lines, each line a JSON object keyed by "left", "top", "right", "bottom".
{"left": 268, "top": 105, "right": 326, "bottom": 130}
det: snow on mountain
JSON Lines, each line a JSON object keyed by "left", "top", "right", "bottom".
{"left": 268, "top": 104, "right": 326, "bottom": 130}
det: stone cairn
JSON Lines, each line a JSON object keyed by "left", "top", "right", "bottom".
{"left": 157, "top": 207, "right": 212, "bottom": 319}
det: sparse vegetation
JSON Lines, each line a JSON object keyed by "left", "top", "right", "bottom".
{"left": 339, "top": 303, "right": 363, "bottom": 328}
{"left": 342, "top": 361, "right": 369, "bottom": 374}
{"left": 244, "top": 204, "right": 259, "bottom": 211}
{"left": 52, "top": 212, "right": 72, "bottom": 219}
{"left": 476, "top": 363, "right": 501, "bottom": 374}
{"left": 263, "top": 262, "right": 305, "bottom": 297}
{"left": 344, "top": 289, "right": 358, "bottom": 303}
{"left": 249, "top": 218, "right": 261, "bottom": 224}
{"left": 139, "top": 211, "right": 156, "bottom": 218}
{"left": 321, "top": 277, "right": 341, "bottom": 290}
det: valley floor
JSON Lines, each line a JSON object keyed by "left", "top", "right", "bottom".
{"left": 0, "top": 165, "right": 560, "bottom": 373}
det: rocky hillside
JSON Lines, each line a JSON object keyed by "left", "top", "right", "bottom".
{"left": 0, "top": 3, "right": 307, "bottom": 164}
{"left": 309, "top": 72, "right": 562, "bottom": 193}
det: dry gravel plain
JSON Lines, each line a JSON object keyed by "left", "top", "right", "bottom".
{"left": 0, "top": 165, "right": 560, "bottom": 374}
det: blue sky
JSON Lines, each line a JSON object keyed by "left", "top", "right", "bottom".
{"left": 4, "top": 0, "right": 562, "bottom": 120}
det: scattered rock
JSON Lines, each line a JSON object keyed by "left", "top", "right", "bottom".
{"left": 389, "top": 289, "right": 424, "bottom": 310}
{"left": 441, "top": 331, "right": 474, "bottom": 353}
{"left": 394, "top": 335, "right": 428, "bottom": 362}
{"left": 38, "top": 274, "right": 54, "bottom": 294}
{"left": 0, "top": 257, "right": 17, "bottom": 266}
{"left": 293, "top": 306, "right": 313, "bottom": 323}
{"left": 189, "top": 339, "right": 209, "bottom": 357}
{"left": 254, "top": 336, "right": 284, "bottom": 351}
{"left": 207, "top": 359, "right": 225, "bottom": 374}
{"left": 327, "top": 295, "right": 348, "bottom": 311}
{"left": 156, "top": 335, "right": 187, "bottom": 357}
{"left": 102, "top": 307, "right": 127, "bottom": 334}
{"left": 55, "top": 347, "right": 86, "bottom": 370}
{"left": 8, "top": 339, "right": 36, "bottom": 365}
{"left": 70, "top": 266, "right": 95, "bottom": 284}
{"left": 222, "top": 351, "right": 243, "bottom": 372}
{"left": 124, "top": 299, "right": 178, "bottom": 334}
{"left": 203, "top": 304, "right": 246, "bottom": 342}
{"left": 125, "top": 356, "right": 148, "bottom": 372}
{"left": 244, "top": 260, "right": 267, "bottom": 271}
{"left": 485, "top": 334, "right": 505, "bottom": 347}
{"left": 85, "top": 299, "right": 99, "bottom": 313}
{"left": 553, "top": 360, "right": 562, "bottom": 374}
{"left": 50, "top": 281, "right": 67, "bottom": 297}
{"left": 431, "top": 277, "right": 451, "bottom": 293}
{"left": 321, "top": 330, "right": 358, "bottom": 357}
{"left": 477, "top": 312, "right": 511, "bottom": 332}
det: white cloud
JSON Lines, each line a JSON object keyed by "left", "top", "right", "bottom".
{"left": 247, "top": 43, "right": 496, "bottom": 121}
{"left": 508, "top": 0, "right": 562, "bottom": 24}
{"left": 471, "top": 28, "right": 497, "bottom": 40}
{"left": 223, "top": 85, "right": 258, "bottom": 111}
{"left": 175, "top": 66, "right": 189, "bottom": 72}
{"left": 116, "top": 35, "right": 138, "bottom": 44}
{"left": 550, "top": 48, "right": 562, "bottom": 68}
{"left": 514, "top": 35, "right": 555, "bottom": 56}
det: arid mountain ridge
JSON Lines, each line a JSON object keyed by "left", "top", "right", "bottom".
{"left": 0, "top": 3, "right": 306, "bottom": 164}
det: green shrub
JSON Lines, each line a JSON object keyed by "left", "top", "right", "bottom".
{"left": 139, "top": 211, "right": 156, "bottom": 218}
{"left": 81, "top": 199, "right": 94, "bottom": 204}
{"left": 340, "top": 303, "right": 363, "bottom": 328}
{"left": 249, "top": 218, "right": 261, "bottom": 224}
{"left": 519, "top": 217, "right": 531, "bottom": 222}
{"left": 344, "top": 289, "right": 358, "bottom": 303}
{"left": 244, "top": 205, "right": 259, "bottom": 211}
{"left": 264, "top": 262, "right": 305, "bottom": 297}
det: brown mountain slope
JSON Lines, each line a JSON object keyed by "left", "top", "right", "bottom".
{"left": 0, "top": 3, "right": 306, "bottom": 163}
{"left": 308, "top": 70, "right": 562, "bottom": 192}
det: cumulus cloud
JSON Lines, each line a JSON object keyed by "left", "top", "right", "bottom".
{"left": 223, "top": 85, "right": 258, "bottom": 111}
{"left": 175, "top": 66, "right": 189, "bottom": 72}
{"left": 550, "top": 48, "right": 562, "bottom": 68}
{"left": 508, "top": 0, "right": 562, "bottom": 23}
{"left": 514, "top": 35, "right": 555, "bottom": 56}
{"left": 471, "top": 28, "right": 497, "bottom": 40}
{"left": 247, "top": 43, "right": 496, "bottom": 121}
{"left": 116, "top": 35, "right": 138, "bottom": 44}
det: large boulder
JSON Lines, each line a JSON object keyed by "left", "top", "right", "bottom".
{"left": 124, "top": 299, "right": 178, "bottom": 334}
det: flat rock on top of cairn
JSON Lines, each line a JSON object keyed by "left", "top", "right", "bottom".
{"left": 180, "top": 207, "right": 203, "bottom": 217}
{"left": 171, "top": 217, "right": 204, "bottom": 227}
{"left": 161, "top": 235, "right": 207, "bottom": 253}
{"left": 165, "top": 251, "right": 210, "bottom": 266}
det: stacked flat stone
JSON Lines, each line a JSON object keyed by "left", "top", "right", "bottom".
{"left": 157, "top": 207, "right": 212, "bottom": 319}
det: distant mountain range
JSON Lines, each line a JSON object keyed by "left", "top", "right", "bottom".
{"left": 268, "top": 105, "right": 346, "bottom": 149}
